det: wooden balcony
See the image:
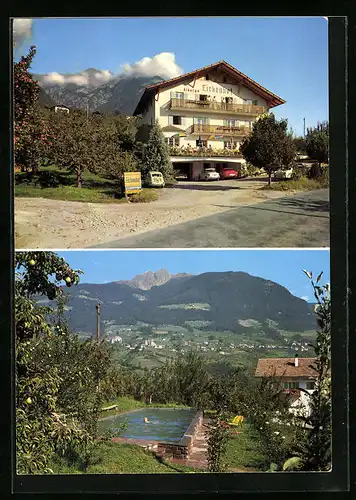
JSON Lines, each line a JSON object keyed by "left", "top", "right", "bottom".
{"left": 169, "top": 146, "right": 242, "bottom": 158}
{"left": 169, "top": 98, "right": 265, "bottom": 116}
{"left": 186, "top": 124, "right": 251, "bottom": 137}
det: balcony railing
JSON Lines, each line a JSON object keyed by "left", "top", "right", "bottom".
{"left": 169, "top": 146, "right": 242, "bottom": 158}
{"left": 169, "top": 98, "right": 265, "bottom": 115}
{"left": 186, "top": 124, "right": 251, "bottom": 136}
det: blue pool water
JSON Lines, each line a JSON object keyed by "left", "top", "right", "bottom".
{"left": 99, "top": 408, "right": 196, "bottom": 442}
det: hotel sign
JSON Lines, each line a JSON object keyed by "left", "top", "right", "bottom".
{"left": 124, "top": 172, "right": 142, "bottom": 195}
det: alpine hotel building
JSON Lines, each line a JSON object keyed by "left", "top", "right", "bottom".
{"left": 134, "top": 60, "right": 286, "bottom": 180}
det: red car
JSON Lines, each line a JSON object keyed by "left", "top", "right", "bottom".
{"left": 219, "top": 167, "right": 238, "bottom": 179}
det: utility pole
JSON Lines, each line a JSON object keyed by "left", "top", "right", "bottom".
{"left": 96, "top": 303, "right": 101, "bottom": 345}
{"left": 303, "top": 117, "right": 306, "bottom": 137}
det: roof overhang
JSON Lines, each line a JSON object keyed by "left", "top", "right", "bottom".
{"left": 133, "top": 60, "right": 285, "bottom": 116}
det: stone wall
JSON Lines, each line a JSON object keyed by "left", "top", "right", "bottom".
{"left": 157, "top": 410, "right": 203, "bottom": 459}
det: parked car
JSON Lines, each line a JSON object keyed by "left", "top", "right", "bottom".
{"left": 273, "top": 168, "right": 294, "bottom": 180}
{"left": 174, "top": 170, "right": 188, "bottom": 181}
{"left": 219, "top": 167, "right": 238, "bottom": 180}
{"left": 199, "top": 167, "right": 220, "bottom": 181}
{"left": 144, "top": 171, "right": 165, "bottom": 187}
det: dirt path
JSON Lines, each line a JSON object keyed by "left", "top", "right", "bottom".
{"left": 15, "top": 178, "right": 296, "bottom": 249}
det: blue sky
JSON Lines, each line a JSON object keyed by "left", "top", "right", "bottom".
{"left": 15, "top": 17, "right": 328, "bottom": 136}
{"left": 57, "top": 250, "right": 330, "bottom": 302}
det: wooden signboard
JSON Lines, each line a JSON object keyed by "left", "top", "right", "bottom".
{"left": 123, "top": 171, "right": 142, "bottom": 195}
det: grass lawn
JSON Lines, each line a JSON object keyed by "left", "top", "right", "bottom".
{"left": 100, "top": 396, "right": 189, "bottom": 419}
{"left": 15, "top": 166, "right": 159, "bottom": 203}
{"left": 225, "top": 423, "right": 267, "bottom": 471}
{"left": 261, "top": 177, "right": 328, "bottom": 192}
{"left": 49, "top": 441, "right": 198, "bottom": 474}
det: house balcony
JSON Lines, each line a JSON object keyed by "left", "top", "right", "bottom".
{"left": 186, "top": 124, "right": 251, "bottom": 137}
{"left": 169, "top": 98, "right": 265, "bottom": 116}
{"left": 169, "top": 146, "right": 243, "bottom": 158}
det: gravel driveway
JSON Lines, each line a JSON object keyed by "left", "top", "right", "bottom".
{"left": 15, "top": 178, "right": 300, "bottom": 249}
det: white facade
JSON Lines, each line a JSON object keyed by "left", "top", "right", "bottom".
{"left": 135, "top": 62, "right": 284, "bottom": 177}
{"left": 141, "top": 76, "right": 268, "bottom": 151}
{"left": 110, "top": 335, "right": 122, "bottom": 344}
{"left": 52, "top": 105, "right": 70, "bottom": 114}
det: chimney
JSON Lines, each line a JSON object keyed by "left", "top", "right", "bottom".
{"left": 294, "top": 353, "right": 299, "bottom": 367}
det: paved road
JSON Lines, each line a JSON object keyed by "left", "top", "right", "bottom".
{"left": 92, "top": 189, "right": 329, "bottom": 248}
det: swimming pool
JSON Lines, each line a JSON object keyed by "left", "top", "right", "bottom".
{"left": 99, "top": 408, "right": 196, "bottom": 443}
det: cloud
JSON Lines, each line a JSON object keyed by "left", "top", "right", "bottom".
{"left": 43, "top": 69, "right": 114, "bottom": 87}
{"left": 300, "top": 295, "right": 310, "bottom": 301}
{"left": 121, "top": 52, "right": 183, "bottom": 79}
{"left": 13, "top": 18, "right": 33, "bottom": 47}
{"left": 39, "top": 52, "right": 183, "bottom": 87}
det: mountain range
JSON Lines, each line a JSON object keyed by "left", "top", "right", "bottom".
{"left": 33, "top": 70, "right": 163, "bottom": 115}
{"left": 39, "top": 270, "right": 316, "bottom": 339}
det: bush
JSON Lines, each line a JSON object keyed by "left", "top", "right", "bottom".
{"left": 307, "top": 164, "right": 324, "bottom": 180}
{"left": 291, "top": 164, "right": 309, "bottom": 180}
{"left": 129, "top": 190, "right": 159, "bottom": 203}
{"left": 261, "top": 177, "right": 327, "bottom": 191}
{"left": 245, "top": 164, "right": 261, "bottom": 176}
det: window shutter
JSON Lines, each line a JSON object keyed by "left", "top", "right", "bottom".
{"left": 168, "top": 116, "right": 173, "bottom": 125}
{"left": 181, "top": 117, "right": 186, "bottom": 126}
{"left": 223, "top": 119, "right": 227, "bottom": 126}
{"left": 184, "top": 93, "right": 189, "bottom": 100}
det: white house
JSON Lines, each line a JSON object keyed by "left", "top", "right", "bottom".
{"left": 255, "top": 356, "right": 317, "bottom": 417}
{"left": 49, "top": 104, "right": 70, "bottom": 114}
{"left": 134, "top": 60, "right": 285, "bottom": 180}
{"left": 109, "top": 335, "right": 122, "bottom": 344}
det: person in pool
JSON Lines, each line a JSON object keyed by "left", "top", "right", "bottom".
{"left": 144, "top": 417, "right": 150, "bottom": 423}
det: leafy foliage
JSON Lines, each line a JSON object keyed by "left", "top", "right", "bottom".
{"left": 305, "top": 122, "right": 329, "bottom": 166}
{"left": 14, "top": 46, "right": 49, "bottom": 173}
{"left": 15, "top": 252, "right": 112, "bottom": 474}
{"left": 240, "top": 113, "right": 296, "bottom": 185}
{"left": 284, "top": 272, "right": 331, "bottom": 471}
{"left": 205, "top": 411, "right": 230, "bottom": 472}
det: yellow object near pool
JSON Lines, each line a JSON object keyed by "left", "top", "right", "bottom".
{"left": 229, "top": 415, "right": 244, "bottom": 426}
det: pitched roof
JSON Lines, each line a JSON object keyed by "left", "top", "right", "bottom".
{"left": 133, "top": 60, "right": 285, "bottom": 115}
{"left": 255, "top": 357, "right": 317, "bottom": 379}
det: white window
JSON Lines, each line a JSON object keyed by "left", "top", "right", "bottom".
{"left": 305, "top": 381, "right": 315, "bottom": 390}
{"left": 174, "top": 92, "right": 184, "bottom": 99}
{"left": 194, "top": 117, "right": 208, "bottom": 125}
{"left": 173, "top": 116, "right": 182, "bottom": 125}
{"left": 165, "top": 136, "right": 179, "bottom": 146}
{"left": 244, "top": 99, "right": 253, "bottom": 105}
{"left": 169, "top": 116, "right": 185, "bottom": 126}
{"left": 224, "top": 119, "right": 236, "bottom": 127}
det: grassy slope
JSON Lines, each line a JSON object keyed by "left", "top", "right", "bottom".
{"left": 225, "top": 424, "right": 267, "bottom": 471}
{"left": 261, "top": 177, "right": 328, "bottom": 191}
{"left": 100, "top": 396, "right": 188, "bottom": 419}
{"left": 15, "top": 166, "right": 158, "bottom": 203}
{"left": 49, "top": 441, "right": 198, "bottom": 474}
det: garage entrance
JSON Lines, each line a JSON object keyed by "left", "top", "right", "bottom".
{"left": 173, "top": 162, "right": 193, "bottom": 181}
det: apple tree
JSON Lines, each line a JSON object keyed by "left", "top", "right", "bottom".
{"left": 15, "top": 252, "right": 112, "bottom": 473}
{"left": 14, "top": 46, "right": 48, "bottom": 173}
